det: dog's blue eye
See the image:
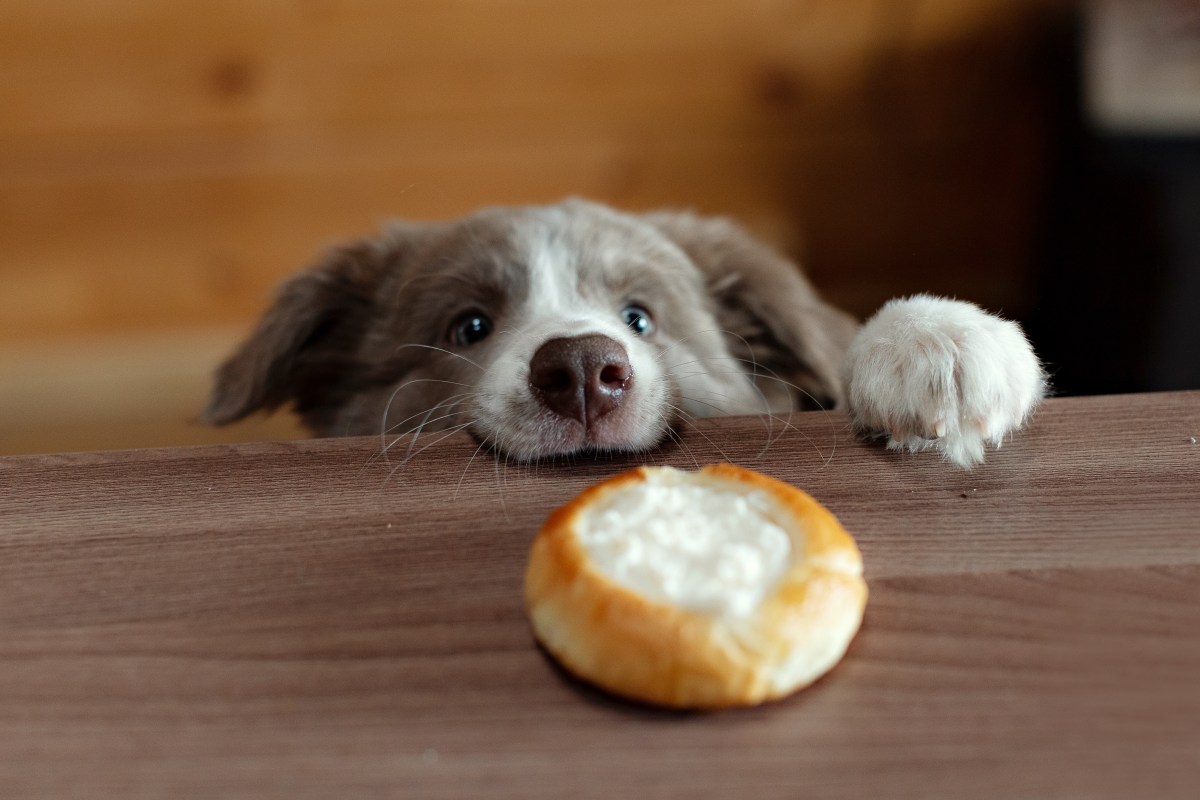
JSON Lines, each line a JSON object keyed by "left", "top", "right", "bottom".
{"left": 450, "top": 312, "right": 492, "bottom": 347}
{"left": 621, "top": 304, "right": 654, "bottom": 336}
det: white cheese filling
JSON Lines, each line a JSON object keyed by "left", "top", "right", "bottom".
{"left": 577, "top": 475, "right": 796, "bottom": 617}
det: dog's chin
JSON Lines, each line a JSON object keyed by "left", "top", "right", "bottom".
{"left": 471, "top": 412, "right": 670, "bottom": 463}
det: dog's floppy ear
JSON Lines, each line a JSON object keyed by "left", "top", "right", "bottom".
{"left": 643, "top": 211, "right": 858, "bottom": 409}
{"left": 204, "top": 231, "right": 408, "bottom": 429}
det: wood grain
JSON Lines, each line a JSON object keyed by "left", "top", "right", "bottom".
{"left": 0, "top": 0, "right": 1060, "bottom": 341}
{"left": 1, "top": 392, "right": 1197, "bottom": 798}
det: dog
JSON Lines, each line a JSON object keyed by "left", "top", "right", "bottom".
{"left": 205, "top": 199, "right": 1045, "bottom": 466}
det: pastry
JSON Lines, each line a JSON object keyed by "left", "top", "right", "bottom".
{"left": 525, "top": 464, "right": 867, "bottom": 708}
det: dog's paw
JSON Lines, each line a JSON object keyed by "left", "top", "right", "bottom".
{"left": 843, "top": 295, "right": 1046, "bottom": 467}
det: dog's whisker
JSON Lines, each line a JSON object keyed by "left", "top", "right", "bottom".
{"left": 408, "top": 420, "right": 473, "bottom": 462}
{"left": 384, "top": 376, "right": 476, "bottom": 395}
{"left": 494, "top": 451, "right": 511, "bottom": 522}
{"left": 391, "top": 344, "right": 485, "bottom": 372}
{"left": 378, "top": 379, "right": 475, "bottom": 456}
{"left": 667, "top": 340, "right": 777, "bottom": 443}
{"left": 453, "top": 435, "right": 493, "bottom": 501}
{"left": 663, "top": 426, "right": 701, "bottom": 470}
{"left": 679, "top": 383, "right": 830, "bottom": 462}
{"left": 684, "top": 326, "right": 778, "bottom": 450}
{"left": 396, "top": 395, "right": 469, "bottom": 463}
{"left": 673, "top": 364, "right": 837, "bottom": 461}
{"left": 380, "top": 401, "right": 465, "bottom": 476}
{"left": 385, "top": 422, "right": 473, "bottom": 482}
{"left": 523, "top": 455, "right": 536, "bottom": 484}
{"left": 677, "top": 390, "right": 801, "bottom": 459}
{"left": 667, "top": 367, "right": 806, "bottom": 419}
{"left": 670, "top": 373, "right": 789, "bottom": 452}
{"left": 668, "top": 354, "right": 830, "bottom": 413}
{"left": 382, "top": 409, "right": 472, "bottom": 457}
{"left": 405, "top": 420, "right": 473, "bottom": 461}
{"left": 380, "top": 393, "right": 468, "bottom": 458}
{"left": 657, "top": 327, "right": 742, "bottom": 359}
{"left": 668, "top": 356, "right": 830, "bottom": 425}
{"left": 661, "top": 326, "right": 767, "bottom": 369}
{"left": 657, "top": 349, "right": 783, "bottom": 455}
{"left": 381, "top": 424, "right": 470, "bottom": 489}
{"left": 665, "top": 403, "right": 736, "bottom": 464}
{"left": 672, "top": 387, "right": 778, "bottom": 446}
{"left": 368, "top": 394, "right": 457, "bottom": 470}
{"left": 383, "top": 394, "right": 474, "bottom": 437}
{"left": 675, "top": 393, "right": 739, "bottom": 418}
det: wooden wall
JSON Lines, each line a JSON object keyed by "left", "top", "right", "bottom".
{"left": 0, "top": 0, "right": 1070, "bottom": 454}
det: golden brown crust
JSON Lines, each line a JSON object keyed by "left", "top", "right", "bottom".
{"left": 525, "top": 464, "right": 867, "bottom": 709}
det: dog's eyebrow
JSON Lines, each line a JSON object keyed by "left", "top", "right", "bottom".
{"left": 598, "top": 252, "right": 691, "bottom": 301}
{"left": 403, "top": 265, "right": 520, "bottom": 317}
{"left": 400, "top": 227, "right": 532, "bottom": 310}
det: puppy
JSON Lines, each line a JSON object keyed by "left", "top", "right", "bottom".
{"left": 206, "top": 199, "right": 1045, "bottom": 466}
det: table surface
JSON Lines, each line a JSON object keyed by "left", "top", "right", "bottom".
{"left": 2, "top": 391, "right": 1198, "bottom": 799}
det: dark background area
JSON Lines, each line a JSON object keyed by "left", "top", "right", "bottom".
{"left": 1029, "top": 9, "right": 1200, "bottom": 396}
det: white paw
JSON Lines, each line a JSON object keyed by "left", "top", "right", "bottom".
{"left": 843, "top": 295, "right": 1046, "bottom": 467}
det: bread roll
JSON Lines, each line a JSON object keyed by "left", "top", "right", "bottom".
{"left": 525, "top": 464, "right": 867, "bottom": 709}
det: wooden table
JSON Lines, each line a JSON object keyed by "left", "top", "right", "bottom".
{"left": 2, "top": 392, "right": 1198, "bottom": 798}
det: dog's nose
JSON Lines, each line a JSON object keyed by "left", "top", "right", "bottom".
{"left": 529, "top": 335, "right": 633, "bottom": 426}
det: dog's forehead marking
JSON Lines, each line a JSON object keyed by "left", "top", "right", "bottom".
{"left": 502, "top": 212, "right": 636, "bottom": 347}
{"left": 527, "top": 232, "right": 578, "bottom": 313}
{"left": 517, "top": 219, "right": 603, "bottom": 321}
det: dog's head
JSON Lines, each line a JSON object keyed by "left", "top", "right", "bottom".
{"left": 205, "top": 200, "right": 856, "bottom": 459}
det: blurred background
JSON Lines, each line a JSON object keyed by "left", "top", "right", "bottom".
{"left": 2, "top": 0, "right": 1197, "bottom": 456}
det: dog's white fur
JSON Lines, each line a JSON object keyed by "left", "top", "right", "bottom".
{"left": 845, "top": 295, "right": 1045, "bottom": 465}
{"left": 207, "top": 200, "right": 1046, "bottom": 467}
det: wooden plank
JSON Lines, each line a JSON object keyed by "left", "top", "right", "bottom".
{"left": 0, "top": 392, "right": 1197, "bottom": 798}
{"left": 0, "top": 566, "right": 1194, "bottom": 799}
{"left": 4, "top": 392, "right": 1197, "bottom": 579}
